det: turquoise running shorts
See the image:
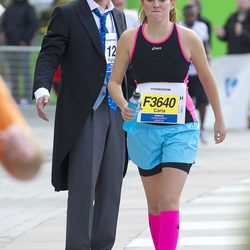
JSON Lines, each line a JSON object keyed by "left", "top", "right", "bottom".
{"left": 127, "top": 122, "right": 199, "bottom": 170}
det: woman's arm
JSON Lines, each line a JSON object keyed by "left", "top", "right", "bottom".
{"left": 189, "top": 31, "right": 226, "bottom": 143}
{"left": 108, "top": 28, "right": 137, "bottom": 121}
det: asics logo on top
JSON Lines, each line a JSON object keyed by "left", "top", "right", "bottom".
{"left": 152, "top": 46, "right": 162, "bottom": 51}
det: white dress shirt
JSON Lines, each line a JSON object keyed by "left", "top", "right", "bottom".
{"left": 34, "top": 0, "right": 115, "bottom": 102}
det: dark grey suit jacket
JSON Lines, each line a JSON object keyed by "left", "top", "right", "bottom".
{"left": 33, "top": 0, "right": 133, "bottom": 191}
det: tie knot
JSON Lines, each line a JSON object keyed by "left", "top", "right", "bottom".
{"left": 93, "top": 8, "right": 109, "bottom": 34}
{"left": 93, "top": 8, "right": 109, "bottom": 20}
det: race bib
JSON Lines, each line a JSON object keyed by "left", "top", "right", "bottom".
{"left": 105, "top": 33, "right": 118, "bottom": 84}
{"left": 137, "top": 82, "right": 187, "bottom": 124}
{"left": 105, "top": 33, "right": 117, "bottom": 65}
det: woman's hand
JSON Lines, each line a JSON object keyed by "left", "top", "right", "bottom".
{"left": 214, "top": 120, "right": 227, "bottom": 144}
{"left": 120, "top": 104, "right": 136, "bottom": 121}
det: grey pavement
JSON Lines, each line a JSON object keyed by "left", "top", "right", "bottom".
{"left": 1, "top": 105, "right": 250, "bottom": 250}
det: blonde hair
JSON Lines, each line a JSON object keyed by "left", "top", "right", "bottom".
{"left": 139, "top": 0, "right": 177, "bottom": 24}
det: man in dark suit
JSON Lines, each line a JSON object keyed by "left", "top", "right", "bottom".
{"left": 215, "top": 0, "right": 250, "bottom": 54}
{"left": 33, "top": 0, "right": 133, "bottom": 249}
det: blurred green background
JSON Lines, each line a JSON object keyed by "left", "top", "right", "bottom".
{"left": 127, "top": 0, "right": 237, "bottom": 57}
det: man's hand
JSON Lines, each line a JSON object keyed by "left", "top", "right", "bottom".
{"left": 235, "top": 22, "right": 243, "bottom": 36}
{"left": 215, "top": 27, "right": 226, "bottom": 38}
{"left": 36, "top": 95, "right": 50, "bottom": 121}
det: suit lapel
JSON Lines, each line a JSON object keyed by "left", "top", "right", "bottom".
{"left": 76, "top": 0, "right": 105, "bottom": 59}
{"left": 111, "top": 8, "right": 125, "bottom": 39}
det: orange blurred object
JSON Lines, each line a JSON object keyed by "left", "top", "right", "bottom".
{"left": 0, "top": 76, "right": 43, "bottom": 180}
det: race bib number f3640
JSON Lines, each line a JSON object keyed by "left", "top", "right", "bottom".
{"left": 137, "top": 82, "right": 187, "bottom": 124}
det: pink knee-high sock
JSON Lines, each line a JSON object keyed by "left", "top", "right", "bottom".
{"left": 148, "top": 213, "right": 160, "bottom": 249}
{"left": 158, "top": 211, "right": 180, "bottom": 250}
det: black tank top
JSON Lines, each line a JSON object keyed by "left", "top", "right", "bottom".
{"left": 131, "top": 23, "right": 196, "bottom": 123}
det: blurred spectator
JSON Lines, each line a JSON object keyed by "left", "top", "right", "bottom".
{"left": 0, "top": 75, "right": 43, "bottom": 180}
{"left": 0, "top": 0, "right": 38, "bottom": 104}
{"left": 189, "top": 0, "right": 212, "bottom": 46}
{"left": 180, "top": 4, "right": 210, "bottom": 143}
{"left": 215, "top": 0, "right": 250, "bottom": 54}
{"left": 112, "top": 0, "right": 139, "bottom": 28}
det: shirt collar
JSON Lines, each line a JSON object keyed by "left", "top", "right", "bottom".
{"left": 86, "top": 0, "right": 114, "bottom": 14}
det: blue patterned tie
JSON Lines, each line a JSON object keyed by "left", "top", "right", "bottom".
{"left": 93, "top": 8, "right": 117, "bottom": 112}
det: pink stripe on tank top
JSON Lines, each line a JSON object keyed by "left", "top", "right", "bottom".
{"left": 142, "top": 23, "right": 174, "bottom": 45}
{"left": 130, "top": 27, "right": 140, "bottom": 62}
{"left": 176, "top": 24, "right": 191, "bottom": 63}
{"left": 184, "top": 72, "right": 197, "bottom": 121}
